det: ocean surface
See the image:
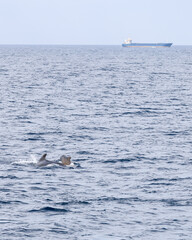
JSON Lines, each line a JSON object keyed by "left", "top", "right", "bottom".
{"left": 0, "top": 45, "right": 192, "bottom": 240}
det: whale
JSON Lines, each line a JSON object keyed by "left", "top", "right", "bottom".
{"left": 36, "top": 153, "right": 57, "bottom": 167}
{"left": 59, "top": 155, "right": 72, "bottom": 166}
{"left": 37, "top": 153, "right": 74, "bottom": 167}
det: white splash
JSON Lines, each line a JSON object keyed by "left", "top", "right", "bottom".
{"left": 12, "top": 154, "right": 38, "bottom": 165}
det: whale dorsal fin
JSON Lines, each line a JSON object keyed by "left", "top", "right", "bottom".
{"left": 39, "top": 153, "right": 47, "bottom": 161}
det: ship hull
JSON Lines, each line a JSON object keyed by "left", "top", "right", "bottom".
{"left": 122, "top": 43, "right": 172, "bottom": 47}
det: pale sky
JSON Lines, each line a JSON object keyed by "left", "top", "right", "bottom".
{"left": 0, "top": 0, "right": 191, "bottom": 45}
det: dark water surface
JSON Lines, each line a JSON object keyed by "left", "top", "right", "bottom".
{"left": 0, "top": 45, "right": 192, "bottom": 239}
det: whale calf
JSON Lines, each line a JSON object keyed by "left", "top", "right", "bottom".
{"left": 59, "top": 155, "right": 72, "bottom": 166}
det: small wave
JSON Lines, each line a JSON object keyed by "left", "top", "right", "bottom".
{"left": 0, "top": 200, "right": 26, "bottom": 205}
{"left": 88, "top": 196, "right": 192, "bottom": 207}
{"left": 0, "top": 175, "right": 18, "bottom": 179}
{"left": 161, "top": 199, "right": 192, "bottom": 207}
{"left": 164, "top": 130, "right": 190, "bottom": 136}
{"left": 29, "top": 206, "right": 69, "bottom": 213}
{"left": 90, "top": 196, "right": 141, "bottom": 203}
{"left": 23, "top": 137, "right": 44, "bottom": 141}
{"left": 0, "top": 68, "right": 8, "bottom": 72}
{"left": 76, "top": 151, "right": 92, "bottom": 155}
{"left": 104, "top": 157, "right": 142, "bottom": 163}
{"left": 57, "top": 200, "right": 90, "bottom": 206}
{"left": 0, "top": 200, "right": 12, "bottom": 204}
{"left": 49, "top": 228, "right": 68, "bottom": 234}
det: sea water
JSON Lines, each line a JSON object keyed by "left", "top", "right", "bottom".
{"left": 0, "top": 45, "right": 192, "bottom": 239}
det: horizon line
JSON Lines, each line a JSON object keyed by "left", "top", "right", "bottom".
{"left": 0, "top": 43, "right": 191, "bottom": 46}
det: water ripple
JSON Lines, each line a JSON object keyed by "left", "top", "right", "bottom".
{"left": 1, "top": 45, "right": 192, "bottom": 240}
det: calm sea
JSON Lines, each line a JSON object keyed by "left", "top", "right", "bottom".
{"left": 0, "top": 45, "right": 192, "bottom": 240}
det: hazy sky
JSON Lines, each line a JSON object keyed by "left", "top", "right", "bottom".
{"left": 0, "top": 0, "right": 191, "bottom": 45}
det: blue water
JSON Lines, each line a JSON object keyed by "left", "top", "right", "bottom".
{"left": 0, "top": 45, "right": 192, "bottom": 240}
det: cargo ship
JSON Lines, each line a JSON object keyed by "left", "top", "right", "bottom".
{"left": 122, "top": 39, "right": 172, "bottom": 47}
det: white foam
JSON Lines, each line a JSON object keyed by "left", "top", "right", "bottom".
{"left": 12, "top": 154, "right": 38, "bottom": 165}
